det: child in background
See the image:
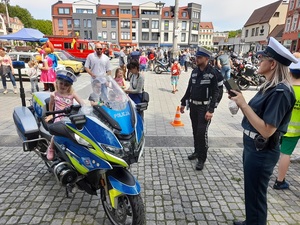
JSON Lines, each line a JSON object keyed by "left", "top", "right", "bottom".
{"left": 139, "top": 52, "right": 149, "bottom": 75}
{"left": 89, "top": 79, "right": 104, "bottom": 106}
{"left": 45, "top": 69, "right": 84, "bottom": 160}
{"left": 170, "top": 59, "right": 181, "bottom": 94}
{"left": 27, "top": 60, "right": 39, "bottom": 93}
{"left": 114, "top": 68, "right": 126, "bottom": 89}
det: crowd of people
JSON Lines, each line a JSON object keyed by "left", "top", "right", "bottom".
{"left": 1, "top": 38, "right": 299, "bottom": 225}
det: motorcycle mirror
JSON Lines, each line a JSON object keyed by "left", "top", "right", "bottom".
{"left": 70, "top": 114, "right": 86, "bottom": 130}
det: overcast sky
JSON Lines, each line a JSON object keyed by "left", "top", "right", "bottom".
{"left": 12, "top": 0, "right": 282, "bottom": 31}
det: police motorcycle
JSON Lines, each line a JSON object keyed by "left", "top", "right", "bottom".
{"left": 12, "top": 70, "right": 147, "bottom": 225}
{"left": 236, "top": 63, "right": 266, "bottom": 90}
{"left": 154, "top": 59, "right": 171, "bottom": 74}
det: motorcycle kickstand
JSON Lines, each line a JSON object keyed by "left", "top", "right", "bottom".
{"left": 66, "top": 183, "right": 74, "bottom": 198}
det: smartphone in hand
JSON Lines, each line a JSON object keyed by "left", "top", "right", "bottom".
{"left": 224, "top": 78, "right": 240, "bottom": 97}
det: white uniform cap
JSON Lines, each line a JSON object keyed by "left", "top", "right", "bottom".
{"left": 256, "top": 37, "right": 298, "bottom": 66}
{"left": 289, "top": 58, "right": 300, "bottom": 74}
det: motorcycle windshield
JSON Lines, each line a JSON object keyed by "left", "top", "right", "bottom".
{"left": 89, "top": 76, "right": 135, "bottom": 135}
{"left": 90, "top": 76, "right": 129, "bottom": 111}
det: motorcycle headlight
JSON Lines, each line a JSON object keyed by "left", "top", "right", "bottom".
{"left": 101, "top": 144, "right": 124, "bottom": 157}
{"left": 74, "top": 134, "right": 91, "bottom": 147}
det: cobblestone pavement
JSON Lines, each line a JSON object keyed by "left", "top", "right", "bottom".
{"left": 0, "top": 59, "right": 300, "bottom": 224}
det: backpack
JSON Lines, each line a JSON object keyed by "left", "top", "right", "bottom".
{"left": 171, "top": 63, "right": 180, "bottom": 75}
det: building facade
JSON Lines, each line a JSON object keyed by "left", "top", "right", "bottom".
{"left": 199, "top": 22, "right": 214, "bottom": 49}
{"left": 51, "top": 0, "right": 202, "bottom": 48}
{"left": 282, "top": 0, "right": 300, "bottom": 51}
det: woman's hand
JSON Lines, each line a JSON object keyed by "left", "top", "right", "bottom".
{"left": 229, "top": 90, "right": 248, "bottom": 109}
{"left": 45, "top": 115, "right": 53, "bottom": 123}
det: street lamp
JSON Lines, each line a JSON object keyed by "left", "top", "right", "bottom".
{"left": 155, "top": 1, "right": 165, "bottom": 48}
{"left": 1, "top": 0, "right": 11, "bottom": 32}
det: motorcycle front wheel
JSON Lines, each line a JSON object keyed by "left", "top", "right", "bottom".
{"left": 236, "top": 77, "right": 250, "bottom": 90}
{"left": 101, "top": 189, "right": 145, "bottom": 225}
{"left": 154, "top": 66, "right": 163, "bottom": 74}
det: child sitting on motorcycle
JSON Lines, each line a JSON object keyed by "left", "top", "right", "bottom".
{"left": 45, "top": 69, "right": 84, "bottom": 160}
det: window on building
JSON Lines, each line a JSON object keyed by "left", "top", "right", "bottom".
{"left": 152, "top": 20, "right": 159, "bottom": 29}
{"left": 142, "top": 32, "right": 149, "bottom": 40}
{"left": 132, "top": 10, "right": 136, "bottom": 16}
{"left": 103, "top": 31, "right": 107, "bottom": 39}
{"left": 121, "top": 9, "right": 130, "bottom": 14}
{"left": 87, "top": 19, "right": 92, "bottom": 28}
{"left": 192, "top": 11, "right": 200, "bottom": 19}
{"left": 111, "top": 20, "right": 116, "bottom": 28}
{"left": 191, "top": 34, "right": 197, "bottom": 42}
{"left": 182, "top": 12, "right": 187, "bottom": 17}
{"left": 121, "top": 21, "right": 130, "bottom": 28}
{"left": 132, "top": 21, "right": 136, "bottom": 28}
{"left": 251, "top": 28, "right": 255, "bottom": 36}
{"left": 164, "top": 11, "right": 169, "bottom": 17}
{"left": 58, "top": 19, "right": 63, "bottom": 29}
{"left": 111, "top": 9, "right": 116, "bottom": 15}
{"left": 84, "top": 31, "right": 88, "bottom": 39}
{"left": 76, "top": 9, "right": 93, "bottom": 13}
{"left": 273, "top": 12, "right": 280, "bottom": 17}
{"left": 285, "top": 18, "right": 291, "bottom": 32}
{"left": 132, "top": 32, "right": 136, "bottom": 40}
{"left": 74, "top": 19, "right": 80, "bottom": 28}
{"left": 141, "top": 10, "right": 158, "bottom": 15}
{"left": 245, "top": 29, "right": 249, "bottom": 37}
{"left": 89, "top": 31, "right": 92, "bottom": 39}
{"left": 292, "top": 15, "right": 298, "bottom": 31}
{"left": 64, "top": 42, "right": 72, "bottom": 49}
{"left": 164, "top": 20, "right": 169, "bottom": 30}
{"left": 67, "top": 19, "right": 72, "bottom": 29}
{"left": 289, "top": 0, "right": 295, "bottom": 10}
{"left": 58, "top": 8, "right": 70, "bottom": 14}
{"left": 255, "top": 27, "right": 259, "bottom": 36}
{"left": 142, "top": 20, "right": 149, "bottom": 28}
{"left": 83, "top": 19, "right": 87, "bottom": 28}
{"left": 181, "top": 33, "right": 186, "bottom": 42}
{"left": 102, "top": 9, "right": 106, "bottom": 15}
{"left": 121, "top": 32, "right": 130, "bottom": 40}
{"left": 111, "top": 31, "right": 116, "bottom": 40}
{"left": 192, "top": 22, "right": 199, "bottom": 31}
{"left": 164, "top": 33, "right": 168, "bottom": 41}
{"left": 152, "top": 32, "right": 159, "bottom": 41}
{"left": 182, "top": 21, "right": 187, "bottom": 30}
{"left": 297, "top": 0, "right": 300, "bottom": 8}
{"left": 102, "top": 20, "right": 107, "bottom": 28}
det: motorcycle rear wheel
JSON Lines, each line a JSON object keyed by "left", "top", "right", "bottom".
{"left": 236, "top": 77, "right": 250, "bottom": 90}
{"left": 154, "top": 66, "right": 163, "bottom": 74}
{"left": 101, "top": 189, "right": 145, "bottom": 225}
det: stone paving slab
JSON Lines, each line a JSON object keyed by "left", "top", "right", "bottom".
{"left": 0, "top": 147, "right": 299, "bottom": 225}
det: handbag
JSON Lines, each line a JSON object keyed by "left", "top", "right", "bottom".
{"left": 141, "top": 91, "right": 149, "bottom": 103}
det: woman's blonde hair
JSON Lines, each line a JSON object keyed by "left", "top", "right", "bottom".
{"left": 260, "top": 59, "right": 292, "bottom": 93}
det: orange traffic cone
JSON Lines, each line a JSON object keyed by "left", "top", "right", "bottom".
{"left": 170, "top": 106, "right": 184, "bottom": 127}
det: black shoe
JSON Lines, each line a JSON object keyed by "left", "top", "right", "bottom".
{"left": 233, "top": 221, "right": 246, "bottom": 225}
{"left": 273, "top": 179, "right": 289, "bottom": 190}
{"left": 188, "top": 153, "right": 198, "bottom": 160}
{"left": 195, "top": 160, "right": 204, "bottom": 171}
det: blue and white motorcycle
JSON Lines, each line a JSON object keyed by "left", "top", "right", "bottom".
{"left": 13, "top": 76, "right": 148, "bottom": 225}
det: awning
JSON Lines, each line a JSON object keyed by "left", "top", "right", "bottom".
{"left": 120, "top": 42, "right": 137, "bottom": 47}
{"left": 160, "top": 43, "right": 173, "bottom": 47}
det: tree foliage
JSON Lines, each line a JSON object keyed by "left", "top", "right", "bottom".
{"left": 228, "top": 30, "right": 242, "bottom": 38}
{"left": 0, "top": 3, "right": 52, "bottom": 35}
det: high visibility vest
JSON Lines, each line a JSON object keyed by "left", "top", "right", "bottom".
{"left": 285, "top": 85, "right": 300, "bottom": 137}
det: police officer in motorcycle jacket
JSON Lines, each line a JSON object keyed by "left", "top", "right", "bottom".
{"left": 180, "top": 48, "right": 219, "bottom": 170}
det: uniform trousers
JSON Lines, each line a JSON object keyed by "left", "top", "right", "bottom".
{"left": 189, "top": 103, "right": 211, "bottom": 163}
{"left": 243, "top": 135, "right": 280, "bottom": 225}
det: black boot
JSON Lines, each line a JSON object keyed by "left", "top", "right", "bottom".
{"left": 195, "top": 160, "right": 204, "bottom": 171}
{"left": 188, "top": 152, "right": 198, "bottom": 160}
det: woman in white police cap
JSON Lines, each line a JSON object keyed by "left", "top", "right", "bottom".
{"left": 230, "top": 37, "right": 297, "bottom": 225}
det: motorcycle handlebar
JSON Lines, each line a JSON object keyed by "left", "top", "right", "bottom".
{"left": 45, "top": 105, "right": 81, "bottom": 116}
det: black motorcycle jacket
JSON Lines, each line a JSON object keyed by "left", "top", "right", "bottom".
{"left": 181, "top": 65, "right": 219, "bottom": 113}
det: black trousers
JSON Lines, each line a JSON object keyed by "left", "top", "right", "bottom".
{"left": 189, "top": 104, "right": 211, "bottom": 162}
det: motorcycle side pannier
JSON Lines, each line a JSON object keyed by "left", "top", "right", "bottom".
{"left": 13, "top": 106, "right": 39, "bottom": 151}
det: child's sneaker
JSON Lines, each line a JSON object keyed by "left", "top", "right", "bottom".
{"left": 273, "top": 179, "right": 289, "bottom": 190}
{"left": 46, "top": 146, "right": 55, "bottom": 161}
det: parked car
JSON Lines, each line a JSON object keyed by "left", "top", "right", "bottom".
{"left": 53, "top": 51, "right": 84, "bottom": 75}
{"left": 54, "top": 49, "right": 86, "bottom": 70}
{"left": 7, "top": 52, "right": 65, "bottom": 80}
